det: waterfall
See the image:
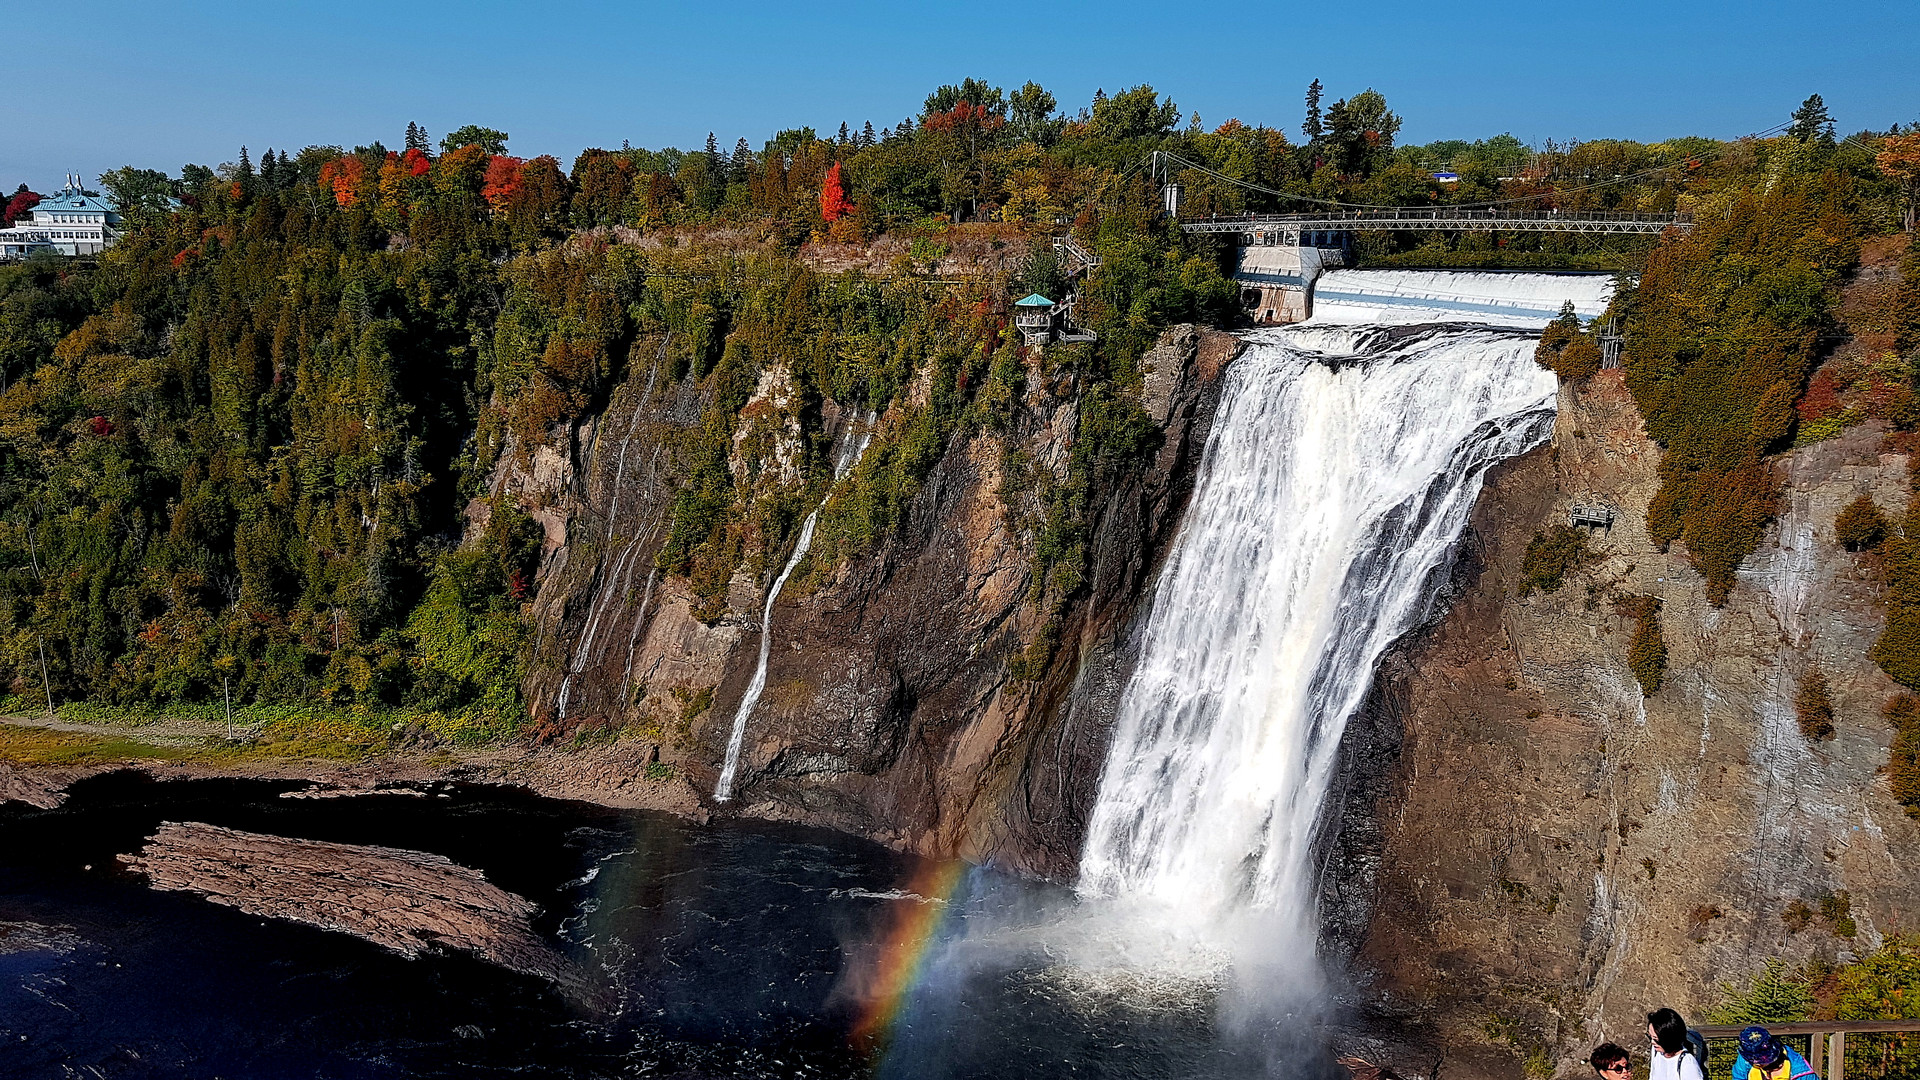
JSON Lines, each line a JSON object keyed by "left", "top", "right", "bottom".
{"left": 1076, "top": 317, "right": 1563, "bottom": 963}
{"left": 715, "top": 415, "right": 876, "bottom": 802}
{"left": 1310, "top": 268, "right": 1612, "bottom": 326}
{"left": 555, "top": 338, "right": 668, "bottom": 724}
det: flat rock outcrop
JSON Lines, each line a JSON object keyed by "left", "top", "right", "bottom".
{"left": 0, "top": 760, "right": 68, "bottom": 809}
{"left": 120, "top": 822, "right": 583, "bottom": 993}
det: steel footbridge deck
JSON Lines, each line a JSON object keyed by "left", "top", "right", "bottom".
{"left": 1180, "top": 209, "right": 1690, "bottom": 236}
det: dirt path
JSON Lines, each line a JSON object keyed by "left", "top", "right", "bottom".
{"left": 0, "top": 711, "right": 243, "bottom": 748}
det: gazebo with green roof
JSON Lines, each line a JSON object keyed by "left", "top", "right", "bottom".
{"left": 1013, "top": 293, "right": 1059, "bottom": 344}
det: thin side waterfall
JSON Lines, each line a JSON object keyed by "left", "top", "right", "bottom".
{"left": 555, "top": 338, "right": 668, "bottom": 723}
{"left": 715, "top": 416, "right": 876, "bottom": 802}
{"left": 1077, "top": 319, "right": 1564, "bottom": 973}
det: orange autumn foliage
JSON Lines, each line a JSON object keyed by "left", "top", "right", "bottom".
{"left": 319, "top": 156, "right": 365, "bottom": 207}
{"left": 1878, "top": 133, "right": 1920, "bottom": 229}
{"left": 820, "top": 161, "right": 852, "bottom": 223}
{"left": 482, "top": 155, "right": 526, "bottom": 216}
{"left": 923, "top": 101, "right": 1005, "bottom": 137}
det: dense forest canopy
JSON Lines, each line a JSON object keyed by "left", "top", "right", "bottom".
{"left": 0, "top": 80, "right": 1916, "bottom": 739}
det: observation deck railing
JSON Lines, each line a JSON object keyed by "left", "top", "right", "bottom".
{"left": 1697, "top": 1021, "right": 1920, "bottom": 1080}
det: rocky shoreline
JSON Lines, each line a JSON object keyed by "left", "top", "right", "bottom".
{"left": 0, "top": 735, "right": 710, "bottom": 824}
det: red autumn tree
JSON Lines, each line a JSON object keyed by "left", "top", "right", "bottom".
{"left": 481, "top": 155, "right": 526, "bottom": 216}
{"left": 403, "top": 147, "right": 432, "bottom": 177}
{"left": 820, "top": 161, "right": 852, "bottom": 223}
{"left": 3, "top": 188, "right": 39, "bottom": 227}
{"left": 318, "top": 156, "right": 365, "bottom": 207}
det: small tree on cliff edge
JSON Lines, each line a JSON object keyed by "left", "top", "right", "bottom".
{"left": 1837, "top": 495, "right": 1889, "bottom": 551}
{"left": 1626, "top": 596, "right": 1667, "bottom": 695}
{"left": 1796, "top": 669, "right": 1836, "bottom": 741}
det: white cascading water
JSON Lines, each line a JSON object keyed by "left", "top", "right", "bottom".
{"left": 1078, "top": 271, "right": 1609, "bottom": 980}
{"left": 556, "top": 340, "right": 669, "bottom": 723}
{"left": 1311, "top": 268, "right": 1611, "bottom": 326}
{"left": 715, "top": 416, "right": 876, "bottom": 802}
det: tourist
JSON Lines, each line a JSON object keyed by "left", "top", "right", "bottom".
{"left": 1591, "top": 1043, "right": 1633, "bottom": 1079}
{"left": 1648, "top": 1009, "right": 1706, "bottom": 1080}
{"left": 1733, "top": 1026, "right": 1819, "bottom": 1080}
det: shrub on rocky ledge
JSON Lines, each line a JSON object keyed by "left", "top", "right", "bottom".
{"left": 1795, "top": 668, "right": 1836, "bottom": 741}
{"left": 1520, "top": 524, "right": 1591, "bottom": 595}
{"left": 1886, "top": 695, "right": 1920, "bottom": 815}
{"left": 1837, "top": 494, "right": 1889, "bottom": 551}
{"left": 1624, "top": 596, "right": 1667, "bottom": 696}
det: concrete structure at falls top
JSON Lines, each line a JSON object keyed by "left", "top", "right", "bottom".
{"left": 1076, "top": 271, "right": 1612, "bottom": 986}
{"left": 1233, "top": 231, "right": 1350, "bottom": 324}
{"left": 1232, "top": 234, "right": 1615, "bottom": 327}
{"left": 1200, "top": 208, "right": 1679, "bottom": 325}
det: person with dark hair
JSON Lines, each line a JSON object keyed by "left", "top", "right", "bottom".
{"left": 1648, "top": 1009, "right": 1705, "bottom": 1080}
{"left": 1733, "top": 1026, "right": 1819, "bottom": 1080}
{"left": 1591, "top": 1043, "right": 1632, "bottom": 1079}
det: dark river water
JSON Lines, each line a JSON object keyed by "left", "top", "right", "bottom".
{"left": 0, "top": 774, "right": 1290, "bottom": 1079}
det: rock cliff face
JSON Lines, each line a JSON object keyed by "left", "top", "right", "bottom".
{"left": 512, "top": 319, "right": 1919, "bottom": 1070}
{"left": 1332, "top": 372, "right": 1920, "bottom": 1075}
{"left": 506, "top": 325, "right": 1240, "bottom": 876}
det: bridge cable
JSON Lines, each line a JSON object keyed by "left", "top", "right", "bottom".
{"left": 1156, "top": 119, "right": 1813, "bottom": 214}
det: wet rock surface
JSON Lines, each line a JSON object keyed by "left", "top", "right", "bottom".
{"left": 511, "top": 324, "right": 1241, "bottom": 874}
{"left": 0, "top": 761, "right": 68, "bottom": 809}
{"left": 119, "top": 821, "right": 583, "bottom": 992}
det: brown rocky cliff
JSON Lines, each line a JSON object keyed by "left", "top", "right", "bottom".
{"left": 1334, "top": 372, "right": 1920, "bottom": 1076}
{"left": 507, "top": 325, "right": 1239, "bottom": 876}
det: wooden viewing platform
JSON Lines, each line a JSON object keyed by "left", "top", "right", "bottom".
{"left": 1695, "top": 1021, "right": 1920, "bottom": 1080}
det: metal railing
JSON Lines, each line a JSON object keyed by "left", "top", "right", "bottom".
{"left": 1052, "top": 236, "right": 1102, "bottom": 274}
{"left": 1698, "top": 1021, "right": 1920, "bottom": 1080}
{"left": 1179, "top": 209, "right": 1691, "bottom": 236}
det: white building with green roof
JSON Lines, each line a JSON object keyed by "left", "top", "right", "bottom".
{"left": 0, "top": 176, "right": 121, "bottom": 258}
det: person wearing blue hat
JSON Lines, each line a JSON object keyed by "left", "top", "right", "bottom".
{"left": 1733, "top": 1026, "right": 1819, "bottom": 1080}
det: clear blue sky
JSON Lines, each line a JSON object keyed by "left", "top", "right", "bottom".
{"left": 5, "top": 0, "right": 1916, "bottom": 188}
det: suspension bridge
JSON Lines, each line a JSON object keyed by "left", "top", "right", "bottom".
{"left": 1178, "top": 208, "right": 1692, "bottom": 238}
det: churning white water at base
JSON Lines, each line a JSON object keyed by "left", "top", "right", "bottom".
{"left": 1312, "top": 268, "right": 1613, "bottom": 326}
{"left": 715, "top": 417, "right": 876, "bottom": 802}
{"left": 1076, "top": 319, "right": 1560, "bottom": 993}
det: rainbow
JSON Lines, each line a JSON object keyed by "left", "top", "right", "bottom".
{"left": 846, "top": 858, "right": 970, "bottom": 1052}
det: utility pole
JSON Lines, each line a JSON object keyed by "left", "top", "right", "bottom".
{"left": 36, "top": 637, "right": 53, "bottom": 721}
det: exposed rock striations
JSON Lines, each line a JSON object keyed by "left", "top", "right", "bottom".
{"left": 509, "top": 324, "right": 1241, "bottom": 875}
{"left": 1330, "top": 373, "right": 1920, "bottom": 1074}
